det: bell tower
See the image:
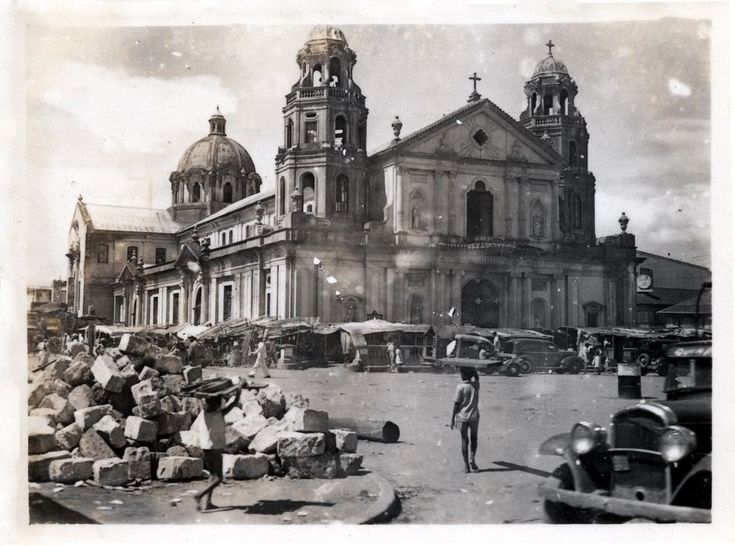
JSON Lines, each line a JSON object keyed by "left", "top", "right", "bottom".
{"left": 520, "top": 41, "right": 596, "bottom": 243}
{"left": 275, "top": 26, "right": 369, "bottom": 226}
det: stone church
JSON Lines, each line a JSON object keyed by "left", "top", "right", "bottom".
{"left": 66, "top": 26, "right": 637, "bottom": 329}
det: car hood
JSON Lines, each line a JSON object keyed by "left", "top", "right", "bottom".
{"left": 655, "top": 397, "right": 711, "bottom": 426}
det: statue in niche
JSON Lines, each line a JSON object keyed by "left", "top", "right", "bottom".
{"left": 532, "top": 214, "right": 544, "bottom": 237}
{"left": 411, "top": 207, "right": 421, "bottom": 230}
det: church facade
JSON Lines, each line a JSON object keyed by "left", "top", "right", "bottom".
{"left": 66, "top": 27, "right": 637, "bottom": 330}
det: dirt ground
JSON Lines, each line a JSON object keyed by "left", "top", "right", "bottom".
{"left": 208, "top": 365, "right": 666, "bottom": 524}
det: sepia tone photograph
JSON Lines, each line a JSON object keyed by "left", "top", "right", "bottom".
{"left": 5, "top": 0, "right": 733, "bottom": 542}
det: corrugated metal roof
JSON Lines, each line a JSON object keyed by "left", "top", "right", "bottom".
{"left": 85, "top": 203, "right": 182, "bottom": 234}
{"left": 657, "top": 292, "right": 711, "bottom": 316}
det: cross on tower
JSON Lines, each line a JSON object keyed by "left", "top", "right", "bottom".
{"left": 546, "top": 40, "right": 555, "bottom": 56}
{"left": 467, "top": 72, "right": 482, "bottom": 102}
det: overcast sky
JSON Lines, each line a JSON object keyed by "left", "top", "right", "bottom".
{"left": 24, "top": 18, "right": 712, "bottom": 285}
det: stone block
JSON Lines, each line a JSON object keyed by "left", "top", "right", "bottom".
{"left": 28, "top": 382, "right": 48, "bottom": 409}
{"left": 166, "top": 445, "right": 189, "bottom": 457}
{"left": 78, "top": 428, "right": 117, "bottom": 460}
{"left": 160, "top": 374, "right": 185, "bottom": 396}
{"left": 93, "top": 415, "right": 126, "bottom": 449}
{"left": 72, "top": 352, "right": 95, "bottom": 365}
{"left": 156, "top": 456, "right": 203, "bottom": 481}
{"left": 224, "top": 426, "right": 249, "bottom": 454}
{"left": 74, "top": 404, "right": 112, "bottom": 430}
{"left": 55, "top": 423, "right": 83, "bottom": 451}
{"left": 64, "top": 360, "right": 93, "bottom": 387}
{"left": 160, "top": 395, "right": 182, "bottom": 413}
{"left": 276, "top": 432, "right": 326, "bottom": 458}
{"left": 138, "top": 366, "right": 159, "bottom": 381}
{"left": 281, "top": 407, "right": 329, "bottom": 433}
{"left": 115, "top": 354, "right": 132, "bottom": 369}
{"left": 136, "top": 394, "right": 162, "bottom": 419}
{"left": 231, "top": 413, "right": 269, "bottom": 441}
{"left": 266, "top": 453, "right": 285, "bottom": 476}
{"left": 106, "top": 348, "right": 124, "bottom": 362}
{"left": 43, "top": 357, "right": 72, "bottom": 381}
{"left": 91, "top": 355, "right": 125, "bottom": 393}
{"left": 177, "top": 430, "right": 203, "bottom": 458}
{"left": 223, "top": 453, "right": 269, "bottom": 480}
{"left": 239, "top": 388, "right": 258, "bottom": 404}
{"left": 338, "top": 453, "right": 363, "bottom": 476}
{"left": 106, "top": 390, "right": 136, "bottom": 415}
{"left": 131, "top": 378, "right": 159, "bottom": 404}
{"left": 29, "top": 414, "right": 54, "bottom": 430}
{"left": 124, "top": 416, "right": 158, "bottom": 443}
{"left": 241, "top": 400, "right": 263, "bottom": 418}
{"left": 29, "top": 408, "right": 57, "bottom": 426}
{"left": 49, "top": 457, "right": 94, "bottom": 483}
{"left": 119, "top": 364, "right": 139, "bottom": 390}
{"left": 119, "top": 334, "right": 151, "bottom": 357}
{"left": 91, "top": 382, "right": 110, "bottom": 405}
{"left": 248, "top": 424, "right": 286, "bottom": 454}
{"left": 68, "top": 384, "right": 94, "bottom": 411}
{"left": 156, "top": 411, "right": 191, "bottom": 436}
{"left": 93, "top": 458, "right": 129, "bottom": 486}
{"left": 285, "top": 392, "right": 310, "bottom": 410}
{"left": 154, "top": 354, "right": 183, "bottom": 375}
{"left": 123, "top": 446, "right": 151, "bottom": 480}
{"left": 29, "top": 422, "right": 58, "bottom": 455}
{"left": 182, "top": 366, "right": 202, "bottom": 384}
{"left": 48, "top": 379, "right": 72, "bottom": 399}
{"left": 224, "top": 406, "right": 244, "bottom": 425}
{"left": 39, "top": 393, "right": 75, "bottom": 426}
{"left": 256, "top": 384, "right": 286, "bottom": 419}
{"left": 328, "top": 429, "right": 358, "bottom": 453}
{"left": 67, "top": 341, "right": 85, "bottom": 357}
{"left": 283, "top": 453, "right": 339, "bottom": 479}
{"left": 28, "top": 450, "right": 71, "bottom": 482}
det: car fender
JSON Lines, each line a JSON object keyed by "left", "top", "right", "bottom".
{"left": 671, "top": 453, "right": 711, "bottom": 502}
{"left": 539, "top": 433, "right": 600, "bottom": 493}
{"left": 539, "top": 433, "right": 571, "bottom": 456}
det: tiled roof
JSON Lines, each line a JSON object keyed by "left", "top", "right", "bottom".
{"left": 84, "top": 203, "right": 181, "bottom": 234}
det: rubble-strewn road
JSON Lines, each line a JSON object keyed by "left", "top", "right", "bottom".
{"left": 208, "top": 366, "right": 666, "bottom": 524}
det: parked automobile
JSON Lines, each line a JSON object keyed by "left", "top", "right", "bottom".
{"left": 435, "top": 334, "right": 522, "bottom": 377}
{"left": 537, "top": 340, "right": 712, "bottom": 523}
{"left": 501, "top": 337, "right": 585, "bottom": 374}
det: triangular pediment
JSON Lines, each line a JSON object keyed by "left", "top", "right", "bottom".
{"left": 173, "top": 243, "right": 202, "bottom": 269}
{"left": 373, "top": 99, "right": 562, "bottom": 166}
{"left": 115, "top": 262, "right": 137, "bottom": 283}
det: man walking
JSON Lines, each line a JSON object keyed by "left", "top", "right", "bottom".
{"left": 86, "top": 319, "right": 97, "bottom": 356}
{"left": 387, "top": 339, "right": 396, "bottom": 372}
{"left": 248, "top": 340, "right": 271, "bottom": 378}
{"left": 450, "top": 366, "right": 481, "bottom": 473}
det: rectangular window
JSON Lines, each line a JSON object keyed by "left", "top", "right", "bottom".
{"left": 229, "top": 230, "right": 233, "bottom": 244}
{"left": 222, "top": 285, "right": 232, "bottom": 321}
{"left": 171, "top": 292, "right": 180, "bottom": 324}
{"left": 305, "top": 121, "right": 318, "bottom": 143}
{"left": 96, "top": 244, "right": 109, "bottom": 264}
{"left": 150, "top": 295, "right": 159, "bottom": 325}
{"left": 155, "top": 247, "right": 166, "bottom": 264}
{"left": 127, "top": 246, "right": 139, "bottom": 262}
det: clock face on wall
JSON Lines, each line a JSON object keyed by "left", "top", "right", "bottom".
{"left": 636, "top": 273, "right": 652, "bottom": 290}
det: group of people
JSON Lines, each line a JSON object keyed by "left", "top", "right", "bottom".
{"left": 385, "top": 340, "right": 403, "bottom": 373}
{"left": 578, "top": 337, "right": 609, "bottom": 374}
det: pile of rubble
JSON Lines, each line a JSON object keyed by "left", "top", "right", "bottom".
{"left": 28, "top": 334, "right": 363, "bottom": 487}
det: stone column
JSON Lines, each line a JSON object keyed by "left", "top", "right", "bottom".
{"left": 553, "top": 274, "right": 566, "bottom": 327}
{"left": 503, "top": 175, "right": 514, "bottom": 238}
{"left": 180, "top": 275, "right": 189, "bottom": 324}
{"left": 232, "top": 272, "right": 242, "bottom": 320}
{"left": 395, "top": 167, "right": 406, "bottom": 232}
{"left": 551, "top": 179, "right": 560, "bottom": 240}
{"left": 522, "top": 274, "right": 532, "bottom": 328}
{"left": 509, "top": 273, "right": 521, "bottom": 328}
{"left": 518, "top": 177, "right": 528, "bottom": 239}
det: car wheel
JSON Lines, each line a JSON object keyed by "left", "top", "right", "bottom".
{"left": 517, "top": 356, "right": 533, "bottom": 374}
{"left": 504, "top": 361, "right": 521, "bottom": 377}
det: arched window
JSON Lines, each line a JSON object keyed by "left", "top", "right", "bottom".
{"left": 301, "top": 172, "right": 315, "bottom": 214}
{"left": 312, "top": 63, "right": 323, "bottom": 86}
{"left": 408, "top": 294, "right": 424, "bottom": 324}
{"left": 466, "top": 181, "right": 493, "bottom": 238}
{"left": 329, "top": 57, "right": 341, "bottom": 87}
{"left": 220, "top": 233, "right": 226, "bottom": 246}
{"left": 411, "top": 207, "right": 421, "bottom": 230}
{"left": 278, "top": 177, "right": 286, "bottom": 216}
{"left": 223, "top": 182, "right": 233, "bottom": 203}
{"left": 336, "top": 175, "right": 349, "bottom": 212}
{"left": 531, "top": 200, "right": 545, "bottom": 238}
{"left": 560, "top": 89, "right": 569, "bottom": 115}
{"left": 544, "top": 94, "right": 553, "bottom": 115}
{"left": 334, "top": 115, "right": 347, "bottom": 148}
{"left": 245, "top": 224, "right": 251, "bottom": 238}
{"left": 193, "top": 288, "right": 202, "bottom": 325}
{"left": 286, "top": 118, "right": 293, "bottom": 148}
{"left": 228, "top": 230, "right": 233, "bottom": 244}
{"left": 531, "top": 92, "right": 537, "bottom": 114}
{"left": 183, "top": 184, "right": 190, "bottom": 202}
{"left": 191, "top": 182, "right": 201, "bottom": 203}
{"left": 573, "top": 194, "right": 582, "bottom": 229}
{"left": 568, "top": 140, "right": 578, "bottom": 167}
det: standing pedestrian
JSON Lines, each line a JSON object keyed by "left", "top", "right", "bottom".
{"left": 188, "top": 336, "right": 203, "bottom": 367}
{"left": 386, "top": 339, "right": 396, "bottom": 372}
{"left": 450, "top": 367, "right": 480, "bottom": 473}
{"left": 193, "top": 384, "right": 243, "bottom": 512}
{"left": 592, "top": 347, "right": 602, "bottom": 374}
{"left": 394, "top": 345, "right": 403, "bottom": 373}
{"left": 86, "top": 319, "right": 97, "bottom": 356}
{"left": 492, "top": 332, "right": 501, "bottom": 353}
{"left": 248, "top": 340, "right": 271, "bottom": 378}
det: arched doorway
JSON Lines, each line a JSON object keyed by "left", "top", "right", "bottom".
{"left": 193, "top": 287, "right": 202, "bottom": 325}
{"left": 461, "top": 278, "right": 499, "bottom": 327}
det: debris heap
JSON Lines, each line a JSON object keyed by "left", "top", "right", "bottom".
{"left": 28, "top": 334, "right": 363, "bottom": 486}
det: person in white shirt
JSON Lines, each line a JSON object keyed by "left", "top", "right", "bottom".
{"left": 248, "top": 340, "right": 271, "bottom": 378}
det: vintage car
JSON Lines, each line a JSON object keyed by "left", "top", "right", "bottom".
{"left": 502, "top": 337, "right": 586, "bottom": 374}
{"left": 537, "top": 340, "right": 712, "bottom": 523}
{"left": 435, "top": 334, "right": 522, "bottom": 376}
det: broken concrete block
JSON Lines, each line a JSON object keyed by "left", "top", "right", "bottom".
{"left": 29, "top": 408, "right": 57, "bottom": 427}
{"left": 281, "top": 407, "right": 329, "bottom": 433}
{"left": 123, "top": 446, "right": 151, "bottom": 480}
{"left": 68, "top": 385, "right": 94, "bottom": 411}
{"left": 338, "top": 453, "right": 363, "bottom": 476}
{"left": 225, "top": 406, "right": 244, "bottom": 425}
{"left": 241, "top": 400, "right": 263, "bottom": 418}
{"left": 176, "top": 430, "right": 203, "bottom": 458}
{"left": 55, "top": 423, "right": 83, "bottom": 451}
{"left": 78, "top": 428, "right": 117, "bottom": 460}
{"left": 328, "top": 429, "right": 358, "bottom": 453}
{"left": 124, "top": 416, "right": 158, "bottom": 443}
{"left": 28, "top": 382, "right": 49, "bottom": 409}
{"left": 182, "top": 366, "right": 202, "bottom": 384}
{"left": 74, "top": 404, "right": 113, "bottom": 430}
{"left": 256, "top": 384, "right": 286, "bottom": 419}
{"left": 93, "top": 458, "right": 129, "bottom": 486}
{"left": 106, "top": 348, "right": 124, "bottom": 362}
{"left": 63, "top": 360, "right": 93, "bottom": 387}
{"left": 131, "top": 378, "right": 159, "bottom": 404}
{"left": 224, "top": 426, "right": 249, "bottom": 454}
{"left": 248, "top": 424, "right": 287, "bottom": 454}
{"left": 43, "top": 357, "right": 72, "bottom": 381}
{"left": 276, "top": 432, "right": 326, "bottom": 458}
{"left": 106, "top": 390, "right": 136, "bottom": 415}
{"left": 115, "top": 354, "right": 132, "bottom": 370}
{"left": 156, "top": 456, "right": 203, "bottom": 481}
{"left": 154, "top": 354, "right": 183, "bottom": 375}
{"left": 29, "top": 421, "right": 58, "bottom": 455}
{"left": 48, "top": 378, "right": 72, "bottom": 399}
{"left": 39, "top": 393, "right": 75, "bottom": 426}
{"left": 93, "top": 415, "right": 126, "bottom": 449}
{"left": 91, "top": 355, "right": 125, "bottom": 393}
{"left": 283, "top": 453, "right": 339, "bottom": 479}
{"left": 166, "top": 445, "right": 189, "bottom": 457}
{"left": 160, "top": 374, "right": 185, "bottom": 396}
{"left": 138, "top": 366, "right": 159, "bottom": 381}
{"left": 160, "top": 395, "right": 182, "bottom": 413}
{"left": 119, "top": 364, "right": 139, "bottom": 390}
{"left": 136, "top": 394, "right": 162, "bottom": 419}
{"left": 91, "top": 383, "right": 110, "bottom": 405}
{"left": 156, "top": 411, "right": 191, "bottom": 436}
{"left": 231, "top": 413, "right": 269, "bottom": 441}
{"left": 28, "top": 450, "right": 71, "bottom": 482}
{"left": 119, "top": 334, "right": 151, "bottom": 357}
{"left": 29, "top": 414, "right": 55, "bottom": 430}
{"left": 49, "top": 457, "right": 94, "bottom": 483}
{"left": 223, "top": 454, "right": 269, "bottom": 479}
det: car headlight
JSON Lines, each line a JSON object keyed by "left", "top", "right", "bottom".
{"left": 659, "top": 426, "right": 697, "bottom": 462}
{"left": 570, "top": 422, "right": 606, "bottom": 454}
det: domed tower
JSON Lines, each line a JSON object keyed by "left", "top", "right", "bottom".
{"left": 275, "top": 26, "right": 369, "bottom": 225}
{"left": 520, "top": 41, "right": 596, "bottom": 243}
{"left": 169, "top": 108, "right": 262, "bottom": 225}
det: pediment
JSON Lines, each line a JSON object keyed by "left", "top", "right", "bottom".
{"left": 115, "top": 262, "right": 137, "bottom": 283}
{"left": 173, "top": 243, "right": 202, "bottom": 269}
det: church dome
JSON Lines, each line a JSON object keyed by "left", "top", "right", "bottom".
{"left": 532, "top": 54, "right": 569, "bottom": 77}
{"left": 176, "top": 109, "right": 256, "bottom": 174}
{"left": 306, "top": 25, "right": 348, "bottom": 45}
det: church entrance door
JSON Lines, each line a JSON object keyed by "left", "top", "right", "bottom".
{"left": 461, "top": 278, "right": 500, "bottom": 327}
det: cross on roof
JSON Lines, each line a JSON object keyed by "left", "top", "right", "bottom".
{"left": 546, "top": 40, "right": 555, "bottom": 56}
{"left": 467, "top": 72, "right": 482, "bottom": 102}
